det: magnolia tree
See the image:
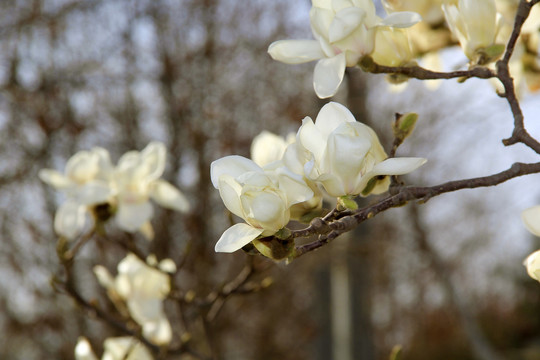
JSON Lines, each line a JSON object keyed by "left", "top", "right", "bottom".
{"left": 37, "top": 0, "right": 540, "bottom": 358}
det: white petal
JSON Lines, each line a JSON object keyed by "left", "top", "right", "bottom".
{"left": 217, "top": 175, "right": 245, "bottom": 219}
{"left": 149, "top": 180, "right": 190, "bottom": 212}
{"left": 325, "top": 123, "right": 372, "bottom": 194}
{"left": 313, "top": 53, "right": 346, "bottom": 99}
{"left": 39, "top": 169, "right": 72, "bottom": 189}
{"left": 116, "top": 201, "right": 154, "bottom": 232}
{"left": 55, "top": 201, "right": 87, "bottom": 239}
{"left": 274, "top": 167, "right": 314, "bottom": 206}
{"left": 66, "top": 151, "right": 101, "bottom": 183}
{"left": 379, "top": 11, "right": 422, "bottom": 28}
{"left": 317, "top": 172, "right": 347, "bottom": 197}
{"left": 268, "top": 40, "right": 325, "bottom": 64}
{"left": 250, "top": 131, "right": 289, "bottom": 167}
{"left": 329, "top": 7, "right": 365, "bottom": 43}
{"left": 369, "top": 157, "right": 427, "bottom": 176}
{"left": 315, "top": 102, "right": 357, "bottom": 138}
{"left": 522, "top": 206, "right": 540, "bottom": 237}
{"left": 525, "top": 250, "right": 540, "bottom": 281}
{"left": 75, "top": 337, "right": 98, "bottom": 360}
{"left": 140, "top": 142, "right": 167, "bottom": 180}
{"left": 298, "top": 117, "right": 326, "bottom": 164}
{"left": 142, "top": 316, "right": 172, "bottom": 345}
{"left": 76, "top": 181, "right": 113, "bottom": 205}
{"left": 215, "top": 223, "right": 264, "bottom": 253}
{"left": 210, "top": 155, "right": 262, "bottom": 188}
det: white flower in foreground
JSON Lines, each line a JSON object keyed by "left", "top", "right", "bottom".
{"left": 93, "top": 254, "right": 175, "bottom": 345}
{"left": 75, "top": 337, "right": 153, "bottom": 360}
{"left": 210, "top": 156, "right": 314, "bottom": 253}
{"left": 284, "top": 102, "right": 426, "bottom": 197}
{"left": 113, "top": 142, "right": 190, "bottom": 238}
{"left": 251, "top": 131, "right": 324, "bottom": 220}
{"left": 442, "top": 0, "right": 503, "bottom": 64}
{"left": 268, "top": 0, "right": 421, "bottom": 98}
{"left": 525, "top": 250, "right": 540, "bottom": 282}
{"left": 39, "top": 147, "right": 114, "bottom": 239}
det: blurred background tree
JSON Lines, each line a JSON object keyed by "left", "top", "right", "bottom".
{"left": 1, "top": 0, "right": 540, "bottom": 359}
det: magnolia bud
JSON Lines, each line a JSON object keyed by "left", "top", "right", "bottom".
{"left": 393, "top": 112, "right": 418, "bottom": 143}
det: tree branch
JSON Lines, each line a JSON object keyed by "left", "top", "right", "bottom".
{"left": 293, "top": 162, "right": 540, "bottom": 257}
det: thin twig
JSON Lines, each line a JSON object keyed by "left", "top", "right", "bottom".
{"left": 293, "top": 162, "right": 540, "bottom": 257}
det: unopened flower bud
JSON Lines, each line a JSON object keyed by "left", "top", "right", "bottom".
{"left": 393, "top": 112, "right": 418, "bottom": 143}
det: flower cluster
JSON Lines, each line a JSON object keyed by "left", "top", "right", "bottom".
{"left": 39, "top": 142, "right": 189, "bottom": 240}
{"left": 268, "top": 0, "right": 540, "bottom": 98}
{"left": 75, "top": 336, "right": 152, "bottom": 360}
{"left": 211, "top": 102, "right": 426, "bottom": 254}
{"left": 268, "top": 0, "right": 421, "bottom": 98}
{"left": 93, "top": 253, "right": 176, "bottom": 345}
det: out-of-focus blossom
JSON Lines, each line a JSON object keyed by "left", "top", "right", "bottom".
{"left": 40, "top": 142, "right": 189, "bottom": 240}
{"left": 210, "top": 156, "right": 313, "bottom": 252}
{"left": 284, "top": 102, "right": 426, "bottom": 197}
{"left": 268, "top": 0, "right": 421, "bottom": 98}
{"left": 522, "top": 205, "right": 540, "bottom": 237}
{"left": 442, "top": 0, "right": 504, "bottom": 64}
{"left": 521, "top": 207, "right": 540, "bottom": 281}
{"left": 93, "top": 254, "right": 175, "bottom": 345}
{"left": 525, "top": 250, "right": 540, "bottom": 282}
{"left": 75, "top": 337, "right": 153, "bottom": 360}
{"left": 112, "top": 142, "right": 190, "bottom": 238}
{"left": 39, "top": 147, "right": 114, "bottom": 239}
{"left": 250, "top": 130, "right": 295, "bottom": 167}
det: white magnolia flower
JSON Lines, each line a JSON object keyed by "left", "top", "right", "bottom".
{"left": 251, "top": 131, "right": 324, "bottom": 220}
{"left": 93, "top": 254, "right": 175, "bottom": 345}
{"left": 39, "top": 147, "right": 114, "bottom": 239}
{"left": 268, "top": 0, "right": 421, "bottom": 98}
{"left": 522, "top": 206, "right": 540, "bottom": 237}
{"left": 284, "top": 102, "right": 426, "bottom": 197}
{"left": 442, "top": 0, "right": 503, "bottom": 63}
{"left": 250, "top": 130, "right": 295, "bottom": 167}
{"left": 210, "top": 156, "right": 314, "bottom": 253}
{"left": 40, "top": 142, "right": 190, "bottom": 240}
{"left": 525, "top": 250, "right": 540, "bottom": 282}
{"left": 112, "top": 142, "right": 190, "bottom": 238}
{"left": 75, "top": 337, "right": 153, "bottom": 360}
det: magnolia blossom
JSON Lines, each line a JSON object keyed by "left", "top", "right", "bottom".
{"left": 75, "top": 337, "right": 153, "bottom": 360}
{"left": 442, "top": 0, "right": 503, "bottom": 64}
{"left": 525, "top": 250, "right": 540, "bottom": 282}
{"left": 371, "top": 28, "right": 413, "bottom": 68}
{"left": 250, "top": 130, "right": 295, "bottom": 167}
{"left": 250, "top": 130, "right": 323, "bottom": 220}
{"left": 284, "top": 102, "right": 426, "bottom": 197}
{"left": 40, "top": 142, "right": 190, "bottom": 240}
{"left": 521, "top": 206, "right": 540, "bottom": 281}
{"left": 39, "top": 147, "right": 114, "bottom": 239}
{"left": 210, "top": 156, "right": 314, "bottom": 252}
{"left": 268, "top": 0, "right": 421, "bottom": 98}
{"left": 112, "top": 142, "right": 190, "bottom": 238}
{"left": 93, "top": 254, "right": 175, "bottom": 345}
